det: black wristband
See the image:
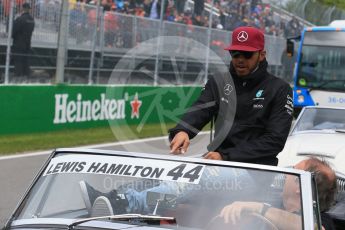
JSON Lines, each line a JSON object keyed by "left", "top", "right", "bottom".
{"left": 219, "top": 152, "right": 228, "bottom": 161}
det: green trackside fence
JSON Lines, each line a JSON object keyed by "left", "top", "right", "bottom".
{"left": 0, "top": 85, "right": 202, "bottom": 135}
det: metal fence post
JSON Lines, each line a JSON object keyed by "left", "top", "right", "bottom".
{"left": 88, "top": 0, "right": 101, "bottom": 85}
{"left": 131, "top": 15, "right": 137, "bottom": 70}
{"left": 97, "top": 11, "right": 105, "bottom": 84}
{"left": 55, "top": 0, "right": 69, "bottom": 84}
{"left": 204, "top": 0, "right": 214, "bottom": 84}
{"left": 153, "top": 0, "right": 166, "bottom": 86}
{"left": 64, "top": 5, "right": 69, "bottom": 69}
{"left": 4, "top": 1, "right": 14, "bottom": 84}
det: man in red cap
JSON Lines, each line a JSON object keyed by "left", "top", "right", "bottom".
{"left": 169, "top": 26, "right": 293, "bottom": 166}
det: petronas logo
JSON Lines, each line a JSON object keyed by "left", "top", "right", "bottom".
{"left": 256, "top": 90, "right": 264, "bottom": 98}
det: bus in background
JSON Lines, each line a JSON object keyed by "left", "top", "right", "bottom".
{"left": 287, "top": 21, "right": 345, "bottom": 115}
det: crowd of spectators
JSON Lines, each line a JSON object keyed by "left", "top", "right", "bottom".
{"left": 1, "top": 0, "right": 305, "bottom": 38}
{"left": 0, "top": 0, "right": 305, "bottom": 51}
{"left": 75, "top": 0, "right": 304, "bottom": 38}
{"left": 0, "top": 0, "right": 305, "bottom": 82}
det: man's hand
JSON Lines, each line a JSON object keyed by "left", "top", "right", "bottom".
{"left": 204, "top": 151, "right": 222, "bottom": 160}
{"left": 220, "top": 201, "right": 262, "bottom": 224}
{"left": 170, "top": 131, "right": 190, "bottom": 154}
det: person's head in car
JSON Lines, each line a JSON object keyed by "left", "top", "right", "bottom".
{"left": 283, "top": 157, "right": 337, "bottom": 212}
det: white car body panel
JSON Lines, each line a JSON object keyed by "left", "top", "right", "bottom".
{"left": 278, "top": 132, "right": 345, "bottom": 174}
{"left": 278, "top": 106, "right": 345, "bottom": 176}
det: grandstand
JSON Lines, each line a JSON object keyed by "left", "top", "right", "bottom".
{"left": 0, "top": 0, "right": 310, "bottom": 84}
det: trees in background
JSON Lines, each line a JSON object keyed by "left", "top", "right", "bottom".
{"left": 270, "top": 0, "right": 345, "bottom": 25}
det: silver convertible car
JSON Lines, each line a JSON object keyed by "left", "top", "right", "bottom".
{"left": 4, "top": 148, "right": 326, "bottom": 230}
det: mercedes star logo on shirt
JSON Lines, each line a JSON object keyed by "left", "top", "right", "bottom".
{"left": 224, "top": 84, "right": 233, "bottom": 95}
{"left": 237, "top": 31, "right": 249, "bottom": 42}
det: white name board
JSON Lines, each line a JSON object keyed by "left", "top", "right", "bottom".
{"left": 43, "top": 154, "right": 205, "bottom": 184}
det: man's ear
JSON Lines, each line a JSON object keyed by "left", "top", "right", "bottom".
{"left": 259, "top": 50, "right": 266, "bottom": 61}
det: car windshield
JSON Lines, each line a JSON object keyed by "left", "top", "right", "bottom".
{"left": 13, "top": 152, "right": 307, "bottom": 230}
{"left": 293, "top": 107, "right": 345, "bottom": 133}
{"left": 296, "top": 31, "right": 345, "bottom": 91}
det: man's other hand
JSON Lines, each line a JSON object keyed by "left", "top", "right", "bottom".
{"left": 170, "top": 131, "right": 190, "bottom": 154}
{"left": 204, "top": 152, "right": 223, "bottom": 160}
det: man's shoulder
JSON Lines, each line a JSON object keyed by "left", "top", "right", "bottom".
{"left": 266, "top": 73, "right": 292, "bottom": 90}
{"left": 15, "top": 14, "right": 24, "bottom": 21}
{"left": 26, "top": 14, "right": 35, "bottom": 21}
{"left": 205, "top": 75, "right": 226, "bottom": 89}
{"left": 21, "top": 13, "right": 34, "bottom": 20}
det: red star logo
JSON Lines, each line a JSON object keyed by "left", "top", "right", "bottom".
{"left": 130, "top": 93, "right": 142, "bottom": 119}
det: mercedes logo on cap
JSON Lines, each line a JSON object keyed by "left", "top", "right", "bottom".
{"left": 237, "top": 31, "right": 248, "bottom": 42}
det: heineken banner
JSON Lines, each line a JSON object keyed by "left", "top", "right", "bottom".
{"left": 0, "top": 85, "right": 202, "bottom": 135}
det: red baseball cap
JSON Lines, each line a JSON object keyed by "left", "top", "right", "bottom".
{"left": 224, "top": 26, "right": 265, "bottom": 52}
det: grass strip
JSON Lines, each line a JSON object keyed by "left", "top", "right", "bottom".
{"left": 0, "top": 123, "right": 177, "bottom": 156}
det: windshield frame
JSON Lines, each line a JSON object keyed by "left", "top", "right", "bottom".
{"left": 6, "top": 148, "right": 316, "bottom": 230}
{"left": 291, "top": 106, "right": 345, "bottom": 134}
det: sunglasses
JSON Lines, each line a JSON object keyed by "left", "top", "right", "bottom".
{"left": 230, "top": 51, "right": 256, "bottom": 59}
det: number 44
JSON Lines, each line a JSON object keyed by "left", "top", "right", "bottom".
{"left": 167, "top": 164, "right": 203, "bottom": 182}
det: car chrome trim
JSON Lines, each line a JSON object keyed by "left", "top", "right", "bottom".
{"left": 52, "top": 148, "right": 309, "bottom": 175}
{"left": 300, "top": 173, "right": 316, "bottom": 229}
{"left": 11, "top": 218, "right": 140, "bottom": 230}
{"left": 297, "top": 152, "right": 335, "bottom": 159}
{"left": 337, "top": 177, "right": 345, "bottom": 192}
{"left": 68, "top": 213, "right": 176, "bottom": 229}
{"left": 292, "top": 130, "right": 338, "bottom": 134}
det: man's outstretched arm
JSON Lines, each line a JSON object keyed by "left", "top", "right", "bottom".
{"left": 169, "top": 78, "right": 218, "bottom": 154}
